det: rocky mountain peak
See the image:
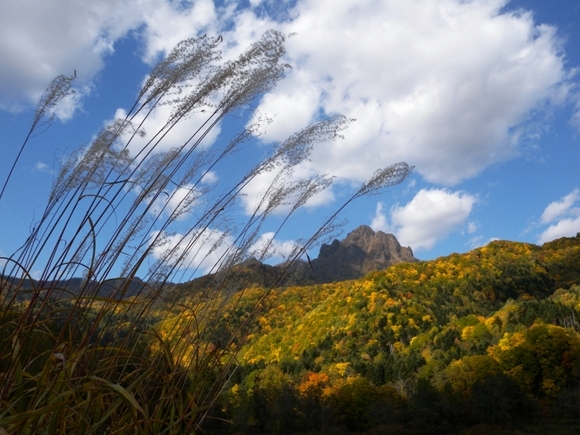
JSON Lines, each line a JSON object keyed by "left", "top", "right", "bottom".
{"left": 173, "top": 225, "right": 419, "bottom": 295}
{"left": 312, "top": 225, "right": 417, "bottom": 282}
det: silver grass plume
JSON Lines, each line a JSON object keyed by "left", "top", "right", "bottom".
{"left": 356, "top": 162, "right": 414, "bottom": 198}
{"left": 0, "top": 74, "right": 75, "bottom": 201}
{"left": 32, "top": 74, "right": 76, "bottom": 133}
{"left": 137, "top": 35, "right": 221, "bottom": 112}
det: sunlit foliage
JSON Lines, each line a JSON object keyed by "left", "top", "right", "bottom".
{"left": 207, "top": 234, "right": 580, "bottom": 432}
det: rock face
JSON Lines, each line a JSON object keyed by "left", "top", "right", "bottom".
{"left": 309, "top": 225, "right": 418, "bottom": 282}
{"left": 282, "top": 225, "right": 418, "bottom": 284}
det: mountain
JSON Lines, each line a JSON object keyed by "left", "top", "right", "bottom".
{"left": 1, "top": 226, "right": 416, "bottom": 303}
{"left": 302, "top": 225, "right": 418, "bottom": 283}
{"left": 237, "top": 237, "right": 577, "bottom": 369}
{"left": 199, "top": 234, "right": 580, "bottom": 433}
{"left": 0, "top": 275, "right": 149, "bottom": 300}
{"left": 176, "top": 226, "right": 418, "bottom": 297}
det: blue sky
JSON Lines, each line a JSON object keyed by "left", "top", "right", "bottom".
{"left": 1, "top": 0, "right": 579, "bottom": 279}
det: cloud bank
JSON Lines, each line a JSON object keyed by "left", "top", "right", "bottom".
{"left": 256, "top": 0, "right": 570, "bottom": 186}
{"left": 0, "top": 0, "right": 145, "bottom": 111}
{"left": 3, "top": 1, "right": 571, "bottom": 182}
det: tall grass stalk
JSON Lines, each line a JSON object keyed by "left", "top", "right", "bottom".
{"left": 0, "top": 31, "right": 412, "bottom": 434}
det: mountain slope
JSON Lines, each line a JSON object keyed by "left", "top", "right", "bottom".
{"left": 162, "top": 234, "right": 580, "bottom": 432}
{"left": 237, "top": 238, "right": 569, "bottom": 366}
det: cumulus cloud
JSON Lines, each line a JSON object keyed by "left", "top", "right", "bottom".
{"left": 239, "top": 164, "right": 335, "bottom": 216}
{"left": 540, "top": 188, "right": 580, "bottom": 224}
{"left": 469, "top": 235, "right": 486, "bottom": 249}
{"left": 115, "top": 102, "right": 221, "bottom": 158}
{"left": 370, "top": 202, "right": 391, "bottom": 234}
{"left": 248, "top": 232, "right": 299, "bottom": 263}
{"left": 200, "top": 171, "right": 218, "bottom": 184}
{"left": 51, "top": 85, "right": 93, "bottom": 122}
{"left": 467, "top": 222, "right": 478, "bottom": 234}
{"left": 137, "top": 165, "right": 219, "bottom": 222}
{"left": 469, "top": 235, "right": 500, "bottom": 249}
{"left": 150, "top": 228, "right": 234, "bottom": 274}
{"left": 537, "top": 188, "right": 580, "bottom": 243}
{"left": 150, "top": 228, "right": 299, "bottom": 275}
{"left": 246, "top": 70, "right": 321, "bottom": 141}
{"left": 2, "top": 0, "right": 575, "bottom": 222}
{"left": 34, "top": 161, "right": 52, "bottom": 173}
{"left": 139, "top": 0, "right": 220, "bottom": 63}
{"left": 145, "top": 184, "right": 200, "bottom": 221}
{"left": 538, "top": 217, "right": 580, "bottom": 244}
{"left": 371, "top": 189, "right": 477, "bottom": 250}
{"left": 253, "top": 0, "right": 570, "bottom": 186}
{"left": 151, "top": 228, "right": 299, "bottom": 274}
{"left": 0, "top": 0, "right": 150, "bottom": 111}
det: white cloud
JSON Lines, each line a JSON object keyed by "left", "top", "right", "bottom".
{"left": 538, "top": 217, "right": 580, "bottom": 244}
{"left": 34, "top": 161, "right": 52, "bottom": 173}
{"left": 48, "top": 85, "right": 93, "bottom": 122}
{"left": 217, "top": 9, "right": 276, "bottom": 62}
{"left": 1, "top": 0, "right": 574, "bottom": 213}
{"left": 201, "top": 171, "right": 218, "bottom": 184}
{"left": 115, "top": 103, "right": 221, "bottom": 157}
{"left": 467, "top": 221, "right": 478, "bottom": 234}
{"left": 239, "top": 164, "right": 335, "bottom": 216}
{"left": 246, "top": 69, "right": 321, "bottom": 141}
{"left": 150, "top": 228, "right": 234, "bottom": 274}
{"left": 139, "top": 0, "right": 220, "bottom": 63}
{"left": 253, "top": 0, "right": 570, "bottom": 186}
{"left": 150, "top": 228, "right": 298, "bottom": 275}
{"left": 0, "top": 0, "right": 150, "bottom": 111}
{"left": 537, "top": 188, "right": 580, "bottom": 243}
{"left": 540, "top": 188, "right": 580, "bottom": 224}
{"left": 469, "top": 235, "right": 499, "bottom": 249}
{"left": 469, "top": 235, "right": 485, "bottom": 249}
{"left": 248, "top": 232, "right": 299, "bottom": 262}
{"left": 372, "top": 189, "right": 476, "bottom": 250}
{"left": 370, "top": 202, "right": 391, "bottom": 233}
{"left": 146, "top": 184, "right": 200, "bottom": 221}
{"left": 0, "top": 0, "right": 271, "bottom": 115}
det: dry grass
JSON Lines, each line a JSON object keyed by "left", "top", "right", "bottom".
{"left": 0, "top": 31, "right": 411, "bottom": 434}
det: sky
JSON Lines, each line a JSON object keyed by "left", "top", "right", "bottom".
{"left": 1, "top": 0, "right": 580, "bottom": 278}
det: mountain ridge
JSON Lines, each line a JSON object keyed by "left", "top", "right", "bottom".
{"left": 182, "top": 225, "right": 418, "bottom": 294}
{"left": 305, "top": 224, "right": 418, "bottom": 282}
{"left": 169, "top": 233, "right": 580, "bottom": 433}
{"left": 2, "top": 225, "right": 416, "bottom": 299}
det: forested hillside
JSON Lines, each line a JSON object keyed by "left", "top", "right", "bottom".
{"left": 4, "top": 233, "right": 580, "bottom": 434}
{"left": 172, "top": 234, "right": 580, "bottom": 433}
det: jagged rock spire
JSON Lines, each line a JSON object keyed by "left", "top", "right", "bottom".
{"left": 312, "top": 225, "right": 417, "bottom": 282}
